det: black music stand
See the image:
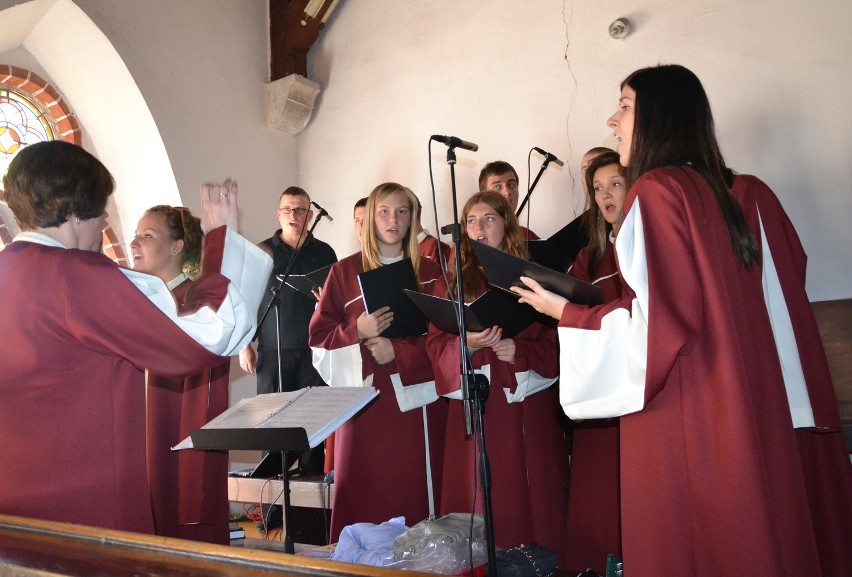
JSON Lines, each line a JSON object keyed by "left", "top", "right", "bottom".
{"left": 250, "top": 210, "right": 329, "bottom": 481}
{"left": 191, "top": 428, "right": 309, "bottom": 554}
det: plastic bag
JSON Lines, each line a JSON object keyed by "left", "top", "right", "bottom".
{"left": 494, "top": 544, "right": 557, "bottom": 577}
{"left": 384, "top": 513, "right": 487, "bottom": 574}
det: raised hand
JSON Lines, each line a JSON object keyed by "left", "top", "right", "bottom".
{"left": 199, "top": 179, "right": 239, "bottom": 233}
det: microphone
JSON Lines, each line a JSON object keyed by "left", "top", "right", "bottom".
{"left": 533, "top": 147, "right": 565, "bottom": 167}
{"left": 311, "top": 201, "right": 334, "bottom": 221}
{"left": 431, "top": 134, "right": 479, "bottom": 152}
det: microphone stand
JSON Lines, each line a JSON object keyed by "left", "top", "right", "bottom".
{"left": 254, "top": 210, "right": 324, "bottom": 390}
{"left": 437, "top": 144, "right": 497, "bottom": 577}
{"left": 252, "top": 210, "right": 325, "bottom": 552}
{"left": 515, "top": 155, "right": 555, "bottom": 218}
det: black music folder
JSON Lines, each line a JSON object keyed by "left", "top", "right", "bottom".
{"left": 471, "top": 240, "right": 604, "bottom": 306}
{"left": 546, "top": 209, "right": 590, "bottom": 264}
{"left": 281, "top": 263, "right": 333, "bottom": 298}
{"left": 526, "top": 239, "right": 571, "bottom": 273}
{"left": 358, "top": 258, "right": 427, "bottom": 338}
{"left": 404, "top": 288, "right": 539, "bottom": 338}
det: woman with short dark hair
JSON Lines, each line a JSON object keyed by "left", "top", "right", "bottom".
{"left": 0, "top": 141, "right": 270, "bottom": 535}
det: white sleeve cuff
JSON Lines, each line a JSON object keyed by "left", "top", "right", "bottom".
{"left": 390, "top": 373, "right": 438, "bottom": 411}
{"left": 120, "top": 228, "right": 271, "bottom": 356}
{"left": 504, "top": 369, "right": 557, "bottom": 403}
{"left": 311, "top": 343, "right": 365, "bottom": 387}
{"left": 558, "top": 301, "right": 648, "bottom": 419}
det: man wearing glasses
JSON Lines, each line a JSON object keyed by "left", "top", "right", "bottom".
{"left": 239, "top": 186, "right": 337, "bottom": 477}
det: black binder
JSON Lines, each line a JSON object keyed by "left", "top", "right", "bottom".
{"left": 526, "top": 239, "right": 571, "bottom": 273}
{"left": 546, "top": 209, "right": 590, "bottom": 264}
{"left": 357, "top": 258, "right": 427, "bottom": 338}
{"left": 471, "top": 240, "right": 603, "bottom": 306}
{"left": 404, "top": 288, "right": 540, "bottom": 338}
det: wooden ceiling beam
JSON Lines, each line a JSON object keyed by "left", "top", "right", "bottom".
{"left": 269, "top": 0, "right": 338, "bottom": 81}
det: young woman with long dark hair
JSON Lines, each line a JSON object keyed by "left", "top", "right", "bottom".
{"left": 561, "top": 150, "right": 626, "bottom": 573}
{"left": 514, "top": 64, "right": 848, "bottom": 577}
{"left": 427, "top": 191, "right": 567, "bottom": 558}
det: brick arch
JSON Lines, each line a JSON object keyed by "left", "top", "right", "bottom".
{"left": 102, "top": 224, "right": 129, "bottom": 267}
{"left": 0, "top": 66, "right": 126, "bottom": 264}
{"left": 0, "top": 64, "right": 80, "bottom": 145}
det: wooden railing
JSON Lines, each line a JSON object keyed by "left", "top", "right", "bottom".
{"left": 0, "top": 514, "right": 422, "bottom": 577}
{"left": 812, "top": 299, "right": 852, "bottom": 425}
{"left": 811, "top": 298, "right": 852, "bottom": 453}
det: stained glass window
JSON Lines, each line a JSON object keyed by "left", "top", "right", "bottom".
{"left": 0, "top": 87, "right": 55, "bottom": 180}
{"left": 1, "top": 86, "right": 58, "bottom": 250}
{"left": 0, "top": 70, "right": 124, "bottom": 265}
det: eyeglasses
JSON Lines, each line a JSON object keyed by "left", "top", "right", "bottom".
{"left": 277, "top": 207, "right": 308, "bottom": 216}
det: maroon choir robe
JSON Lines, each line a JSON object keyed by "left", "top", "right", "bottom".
{"left": 518, "top": 225, "right": 539, "bottom": 241}
{"left": 557, "top": 167, "right": 824, "bottom": 577}
{"left": 309, "top": 253, "right": 448, "bottom": 541}
{"left": 417, "top": 230, "right": 451, "bottom": 263}
{"left": 0, "top": 226, "right": 268, "bottom": 534}
{"left": 732, "top": 174, "right": 852, "bottom": 577}
{"left": 426, "top": 278, "right": 568, "bottom": 557}
{"left": 562, "top": 242, "right": 622, "bottom": 574}
{"left": 146, "top": 277, "right": 232, "bottom": 545}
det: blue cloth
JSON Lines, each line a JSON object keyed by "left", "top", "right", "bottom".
{"left": 330, "top": 517, "right": 409, "bottom": 566}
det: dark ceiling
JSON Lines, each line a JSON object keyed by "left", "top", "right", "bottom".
{"left": 269, "top": 0, "right": 341, "bottom": 81}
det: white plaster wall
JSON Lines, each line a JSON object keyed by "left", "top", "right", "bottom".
{"left": 302, "top": 0, "right": 852, "bottom": 302}
{"left": 72, "top": 0, "right": 296, "bottom": 239}
{"left": 0, "top": 0, "right": 296, "bottom": 249}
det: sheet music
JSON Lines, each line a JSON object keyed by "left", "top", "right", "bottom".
{"left": 260, "top": 387, "right": 378, "bottom": 446}
{"left": 210, "top": 390, "right": 306, "bottom": 429}
{"left": 173, "top": 387, "right": 377, "bottom": 450}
